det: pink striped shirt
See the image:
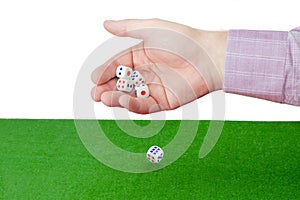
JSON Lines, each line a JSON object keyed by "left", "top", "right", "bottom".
{"left": 224, "top": 27, "right": 300, "bottom": 106}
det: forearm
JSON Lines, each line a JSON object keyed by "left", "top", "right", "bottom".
{"left": 223, "top": 27, "right": 300, "bottom": 106}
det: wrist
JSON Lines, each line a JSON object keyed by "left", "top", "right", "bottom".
{"left": 195, "top": 29, "right": 228, "bottom": 90}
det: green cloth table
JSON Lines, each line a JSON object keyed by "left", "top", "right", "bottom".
{"left": 1, "top": 120, "right": 299, "bottom": 199}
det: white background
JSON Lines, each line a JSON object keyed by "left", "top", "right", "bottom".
{"left": 0, "top": 0, "right": 299, "bottom": 120}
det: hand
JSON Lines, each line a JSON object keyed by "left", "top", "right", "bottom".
{"left": 91, "top": 19, "right": 227, "bottom": 114}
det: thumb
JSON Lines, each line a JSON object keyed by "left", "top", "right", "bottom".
{"left": 103, "top": 19, "right": 187, "bottom": 39}
{"left": 103, "top": 20, "right": 127, "bottom": 36}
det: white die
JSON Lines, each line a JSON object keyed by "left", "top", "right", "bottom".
{"left": 135, "top": 84, "right": 149, "bottom": 98}
{"left": 131, "top": 71, "right": 145, "bottom": 86}
{"left": 146, "top": 145, "right": 164, "bottom": 163}
{"left": 116, "top": 65, "right": 133, "bottom": 79}
{"left": 116, "top": 78, "right": 134, "bottom": 92}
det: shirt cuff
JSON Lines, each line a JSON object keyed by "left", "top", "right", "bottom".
{"left": 223, "top": 29, "right": 288, "bottom": 103}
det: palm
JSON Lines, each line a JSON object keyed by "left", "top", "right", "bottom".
{"left": 131, "top": 47, "right": 206, "bottom": 110}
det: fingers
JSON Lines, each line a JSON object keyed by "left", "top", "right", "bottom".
{"left": 91, "top": 78, "right": 117, "bottom": 102}
{"left": 119, "top": 95, "right": 161, "bottom": 114}
{"left": 103, "top": 18, "right": 190, "bottom": 39}
{"left": 101, "top": 91, "right": 129, "bottom": 107}
{"left": 93, "top": 84, "right": 162, "bottom": 114}
{"left": 91, "top": 50, "right": 133, "bottom": 85}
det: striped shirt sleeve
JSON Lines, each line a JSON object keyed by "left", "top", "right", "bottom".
{"left": 223, "top": 27, "right": 300, "bottom": 106}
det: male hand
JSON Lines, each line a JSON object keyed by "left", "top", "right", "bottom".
{"left": 91, "top": 19, "right": 227, "bottom": 114}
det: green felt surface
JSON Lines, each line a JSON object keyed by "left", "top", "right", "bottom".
{"left": 0, "top": 119, "right": 299, "bottom": 199}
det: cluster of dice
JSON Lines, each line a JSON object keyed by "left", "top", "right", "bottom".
{"left": 116, "top": 65, "right": 150, "bottom": 98}
{"left": 147, "top": 145, "right": 164, "bottom": 163}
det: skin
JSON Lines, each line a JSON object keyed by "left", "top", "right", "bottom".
{"left": 91, "top": 19, "right": 228, "bottom": 114}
